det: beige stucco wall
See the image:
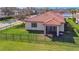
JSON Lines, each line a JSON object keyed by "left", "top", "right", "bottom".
{"left": 25, "top": 22, "right": 64, "bottom": 32}
{"left": 25, "top": 22, "right": 45, "bottom": 31}
{"left": 59, "top": 24, "right": 64, "bottom": 32}
{"left": 76, "top": 13, "right": 79, "bottom": 23}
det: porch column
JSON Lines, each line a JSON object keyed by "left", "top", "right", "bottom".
{"left": 57, "top": 26, "right": 59, "bottom": 36}
{"left": 44, "top": 25, "right": 46, "bottom": 35}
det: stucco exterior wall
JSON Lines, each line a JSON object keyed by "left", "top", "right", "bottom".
{"left": 25, "top": 22, "right": 44, "bottom": 31}
{"left": 76, "top": 13, "right": 79, "bottom": 24}
{"left": 25, "top": 22, "right": 64, "bottom": 32}
{"left": 59, "top": 24, "right": 64, "bottom": 32}
{"left": 76, "top": 18, "right": 79, "bottom": 24}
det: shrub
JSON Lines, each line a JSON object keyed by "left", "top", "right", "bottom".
{"left": 0, "top": 16, "right": 14, "bottom": 21}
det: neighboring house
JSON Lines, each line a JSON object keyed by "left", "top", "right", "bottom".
{"left": 0, "top": 8, "right": 19, "bottom": 18}
{"left": 25, "top": 11, "right": 65, "bottom": 36}
{"left": 63, "top": 12, "right": 72, "bottom": 18}
{"left": 53, "top": 11, "right": 73, "bottom": 19}
{"left": 76, "top": 13, "right": 79, "bottom": 24}
{"left": 0, "top": 8, "right": 7, "bottom": 18}
{"left": 13, "top": 10, "right": 19, "bottom": 16}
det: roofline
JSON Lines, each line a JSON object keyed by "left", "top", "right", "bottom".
{"left": 26, "top": 20, "right": 64, "bottom": 26}
{"left": 25, "top": 21, "right": 43, "bottom": 23}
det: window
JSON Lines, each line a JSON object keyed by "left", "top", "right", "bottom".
{"left": 31, "top": 23, "right": 37, "bottom": 27}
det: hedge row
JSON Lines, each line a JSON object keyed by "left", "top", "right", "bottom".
{"left": 0, "top": 16, "right": 14, "bottom": 21}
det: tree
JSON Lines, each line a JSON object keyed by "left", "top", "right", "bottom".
{"left": 14, "top": 7, "right": 50, "bottom": 22}
{"left": 1, "top": 7, "right": 17, "bottom": 16}
{"left": 69, "top": 8, "right": 77, "bottom": 18}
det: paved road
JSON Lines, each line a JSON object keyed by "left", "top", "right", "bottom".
{"left": 0, "top": 19, "right": 23, "bottom": 30}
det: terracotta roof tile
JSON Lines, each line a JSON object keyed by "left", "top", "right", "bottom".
{"left": 25, "top": 11, "right": 65, "bottom": 26}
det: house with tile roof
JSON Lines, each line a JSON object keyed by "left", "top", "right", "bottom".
{"left": 63, "top": 12, "right": 72, "bottom": 18}
{"left": 0, "top": 8, "right": 7, "bottom": 18}
{"left": 25, "top": 11, "right": 65, "bottom": 36}
{"left": 76, "top": 13, "right": 79, "bottom": 24}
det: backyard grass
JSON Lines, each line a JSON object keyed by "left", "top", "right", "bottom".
{"left": 0, "top": 24, "right": 28, "bottom": 34}
{"left": 0, "top": 24, "right": 51, "bottom": 44}
{"left": 0, "top": 40, "right": 78, "bottom": 51}
{"left": 0, "top": 21, "right": 79, "bottom": 50}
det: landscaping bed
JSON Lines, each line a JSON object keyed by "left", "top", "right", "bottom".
{"left": 66, "top": 18, "right": 79, "bottom": 36}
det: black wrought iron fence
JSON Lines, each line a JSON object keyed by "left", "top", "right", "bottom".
{"left": 0, "top": 33, "right": 51, "bottom": 43}
{"left": 0, "top": 32, "right": 78, "bottom": 43}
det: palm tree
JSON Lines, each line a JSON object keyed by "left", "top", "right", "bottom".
{"left": 69, "top": 8, "right": 77, "bottom": 18}
{"left": 68, "top": 8, "right": 79, "bottom": 23}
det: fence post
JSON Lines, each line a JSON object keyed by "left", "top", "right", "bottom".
{"left": 6, "top": 33, "right": 7, "bottom": 40}
{"left": 28, "top": 34, "right": 30, "bottom": 42}
{"left": 12, "top": 34, "right": 14, "bottom": 40}
{"left": 27, "top": 34, "right": 28, "bottom": 42}
{"left": 44, "top": 35, "right": 46, "bottom": 43}
{"left": 35, "top": 34, "right": 37, "bottom": 42}
{"left": 20, "top": 34, "right": 22, "bottom": 41}
{"left": 19, "top": 34, "right": 20, "bottom": 41}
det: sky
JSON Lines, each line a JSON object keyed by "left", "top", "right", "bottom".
{"left": 0, "top": 0, "right": 79, "bottom": 7}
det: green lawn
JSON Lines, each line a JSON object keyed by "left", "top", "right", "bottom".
{"left": 0, "top": 24, "right": 51, "bottom": 44}
{"left": 0, "top": 24, "right": 29, "bottom": 35}
{"left": 0, "top": 40, "right": 79, "bottom": 51}
{"left": 0, "top": 22, "right": 79, "bottom": 50}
